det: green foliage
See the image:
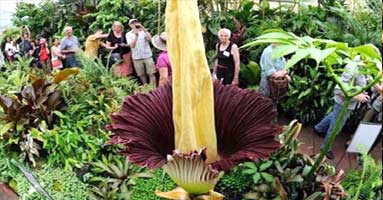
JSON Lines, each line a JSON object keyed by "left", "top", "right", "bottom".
{"left": 239, "top": 121, "right": 341, "bottom": 200}
{"left": 87, "top": 154, "right": 153, "bottom": 200}
{"left": 12, "top": 1, "right": 60, "bottom": 38}
{"left": 282, "top": 61, "right": 335, "bottom": 123}
{"left": 215, "top": 165, "right": 252, "bottom": 199}
{"left": 240, "top": 61, "right": 261, "bottom": 87}
{"left": 41, "top": 54, "right": 139, "bottom": 169}
{"left": 14, "top": 165, "right": 90, "bottom": 200}
{"left": 0, "top": 143, "right": 19, "bottom": 184}
{"left": 0, "top": 78, "right": 65, "bottom": 166}
{"left": 0, "top": 58, "right": 32, "bottom": 94}
{"left": 343, "top": 153, "right": 382, "bottom": 200}
{"left": 130, "top": 169, "right": 176, "bottom": 200}
{"left": 87, "top": 0, "right": 165, "bottom": 34}
{"left": 0, "top": 27, "right": 20, "bottom": 42}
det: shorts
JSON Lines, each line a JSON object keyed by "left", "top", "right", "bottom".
{"left": 133, "top": 58, "right": 156, "bottom": 76}
{"left": 64, "top": 56, "right": 78, "bottom": 68}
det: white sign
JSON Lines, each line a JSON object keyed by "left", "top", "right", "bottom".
{"left": 346, "top": 122, "right": 382, "bottom": 153}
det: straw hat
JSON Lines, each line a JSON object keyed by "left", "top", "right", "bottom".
{"left": 152, "top": 32, "right": 167, "bottom": 51}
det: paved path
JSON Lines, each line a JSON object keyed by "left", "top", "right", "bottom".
{"left": 278, "top": 117, "right": 381, "bottom": 171}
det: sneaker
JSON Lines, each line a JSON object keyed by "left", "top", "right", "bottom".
{"left": 313, "top": 126, "right": 326, "bottom": 138}
{"left": 326, "top": 150, "right": 335, "bottom": 160}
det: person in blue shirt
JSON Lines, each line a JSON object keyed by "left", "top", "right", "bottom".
{"left": 259, "top": 43, "right": 289, "bottom": 97}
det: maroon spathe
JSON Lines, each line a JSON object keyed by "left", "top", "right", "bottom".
{"left": 106, "top": 81, "right": 281, "bottom": 171}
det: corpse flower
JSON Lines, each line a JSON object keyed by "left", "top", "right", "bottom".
{"left": 106, "top": 82, "right": 282, "bottom": 196}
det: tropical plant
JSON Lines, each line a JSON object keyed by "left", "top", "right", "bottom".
{"left": 86, "top": 0, "right": 165, "bottom": 34}
{"left": 239, "top": 61, "right": 261, "bottom": 88}
{"left": 0, "top": 69, "right": 78, "bottom": 166}
{"left": 243, "top": 30, "right": 382, "bottom": 178}
{"left": 88, "top": 154, "right": 153, "bottom": 200}
{"left": 241, "top": 120, "right": 346, "bottom": 200}
{"left": 215, "top": 165, "right": 252, "bottom": 200}
{"left": 13, "top": 164, "right": 90, "bottom": 200}
{"left": 107, "top": 81, "right": 281, "bottom": 197}
{"left": 342, "top": 152, "right": 382, "bottom": 200}
{"left": 281, "top": 60, "right": 336, "bottom": 123}
{"left": 41, "top": 55, "right": 139, "bottom": 169}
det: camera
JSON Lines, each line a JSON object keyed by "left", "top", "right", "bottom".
{"left": 135, "top": 25, "right": 141, "bottom": 29}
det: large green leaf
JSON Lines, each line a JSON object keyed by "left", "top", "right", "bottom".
{"left": 272, "top": 45, "right": 299, "bottom": 59}
{"left": 285, "top": 49, "right": 310, "bottom": 69}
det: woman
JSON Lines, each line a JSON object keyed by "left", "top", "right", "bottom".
{"left": 5, "top": 37, "right": 18, "bottom": 62}
{"left": 212, "top": 28, "right": 240, "bottom": 85}
{"left": 106, "top": 21, "right": 132, "bottom": 76}
{"left": 37, "top": 38, "right": 50, "bottom": 71}
{"left": 51, "top": 37, "right": 65, "bottom": 70}
{"left": 152, "top": 32, "right": 171, "bottom": 87}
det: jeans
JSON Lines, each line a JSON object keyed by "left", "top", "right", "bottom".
{"left": 315, "top": 103, "right": 351, "bottom": 151}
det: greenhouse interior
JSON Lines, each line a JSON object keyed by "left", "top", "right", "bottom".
{"left": 0, "top": 0, "right": 382, "bottom": 199}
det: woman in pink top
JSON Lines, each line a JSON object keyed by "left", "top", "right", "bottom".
{"left": 152, "top": 32, "right": 171, "bottom": 87}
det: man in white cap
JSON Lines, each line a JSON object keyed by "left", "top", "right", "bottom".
{"left": 126, "top": 19, "right": 157, "bottom": 86}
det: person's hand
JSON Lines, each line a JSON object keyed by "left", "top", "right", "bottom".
{"left": 133, "top": 29, "right": 139, "bottom": 36}
{"left": 231, "top": 77, "right": 239, "bottom": 86}
{"left": 354, "top": 93, "right": 370, "bottom": 103}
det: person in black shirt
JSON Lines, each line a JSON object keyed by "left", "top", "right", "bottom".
{"left": 212, "top": 28, "right": 240, "bottom": 85}
{"left": 105, "top": 21, "right": 132, "bottom": 76}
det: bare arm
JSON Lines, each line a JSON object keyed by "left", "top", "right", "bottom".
{"left": 212, "top": 44, "right": 219, "bottom": 74}
{"left": 158, "top": 67, "right": 169, "bottom": 87}
{"left": 231, "top": 44, "right": 240, "bottom": 84}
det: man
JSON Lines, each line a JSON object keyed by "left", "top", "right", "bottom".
{"left": 314, "top": 55, "right": 381, "bottom": 159}
{"left": 126, "top": 19, "right": 157, "bottom": 85}
{"left": 84, "top": 29, "right": 109, "bottom": 59}
{"left": 60, "top": 26, "right": 80, "bottom": 68}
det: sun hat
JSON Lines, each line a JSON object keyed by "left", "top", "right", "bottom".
{"left": 151, "top": 32, "right": 167, "bottom": 51}
{"left": 129, "top": 19, "right": 138, "bottom": 24}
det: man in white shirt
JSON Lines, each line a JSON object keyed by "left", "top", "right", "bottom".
{"left": 126, "top": 19, "right": 157, "bottom": 85}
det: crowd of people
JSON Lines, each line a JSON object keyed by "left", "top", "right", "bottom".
{"left": 0, "top": 20, "right": 169, "bottom": 86}
{"left": 1, "top": 20, "right": 381, "bottom": 158}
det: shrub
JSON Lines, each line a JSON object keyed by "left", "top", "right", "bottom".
{"left": 14, "top": 165, "right": 90, "bottom": 200}
{"left": 130, "top": 169, "right": 176, "bottom": 200}
{"left": 215, "top": 166, "right": 252, "bottom": 200}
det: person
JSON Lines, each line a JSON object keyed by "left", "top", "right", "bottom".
{"left": 51, "top": 37, "right": 65, "bottom": 70}
{"left": 212, "top": 28, "right": 240, "bottom": 85}
{"left": 126, "top": 19, "right": 156, "bottom": 85}
{"left": 36, "top": 38, "right": 50, "bottom": 71}
{"left": 259, "top": 43, "right": 289, "bottom": 97}
{"left": 0, "top": 48, "right": 4, "bottom": 67}
{"left": 105, "top": 21, "right": 132, "bottom": 76}
{"left": 20, "top": 32, "right": 32, "bottom": 58}
{"left": 4, "top": 37, "right": 14, "bottom": 62}
{"left": 84, "top": 29, "right": 109, "bottom": 59}
{"left": 6, "top": 39, "right": 20, "bottom": 62}
{"left": 152, "top": 32, "right": 171, "bottom": 87}
{"left": 60, "top": 26, "right": 80, "bottom": 68}
{"left": 29, "top": 40, "right": 40, "bottom": 68}
{"left": 362, "top": 87, "right": 382, "bottom": 122}
{"left": 314, "top": 55, "right": 381, "bottom": 160}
